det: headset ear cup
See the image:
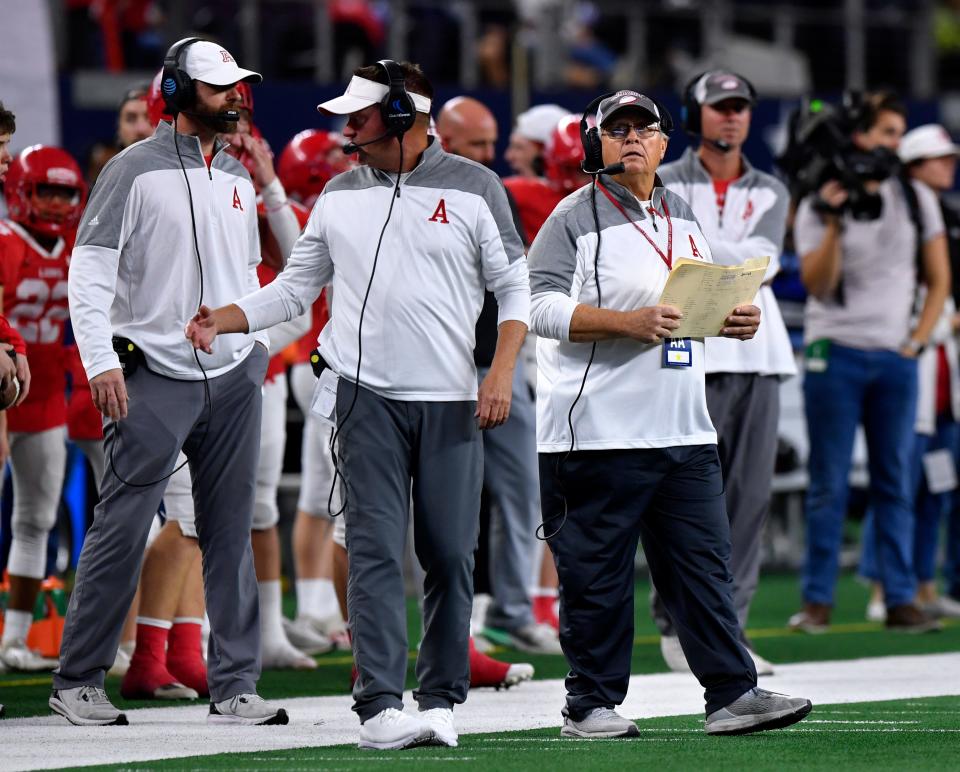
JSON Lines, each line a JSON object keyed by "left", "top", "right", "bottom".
{"left": 585, "top": 127, "right": 603, "bottom": 172}
{"left": 377, "top": 59, "right": 417, "bottom": 137}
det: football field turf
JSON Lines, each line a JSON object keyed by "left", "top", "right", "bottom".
{"left": 2, "top": 572, "right": 959, "bottom": 770}
{"left": 83, "top": 694, "right": 960, "bottom": 771}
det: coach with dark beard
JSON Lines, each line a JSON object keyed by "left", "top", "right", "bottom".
{"left": 53, "top": 38, "right": 287, "bottom": 728}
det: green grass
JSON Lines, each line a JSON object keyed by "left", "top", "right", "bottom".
{"left": 2, "top": 571, "right": 959, "bottom": 720}
{"left": 87, "top": 695, "right": 960, "bottom": 771}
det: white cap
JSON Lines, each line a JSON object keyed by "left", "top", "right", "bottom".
{"left": 515, "top": 104, "right": 570, "bottom": 145}
{"left": 899, "top": 124, "right": 960, "bottom": 164}
{"left": 317, "top": 76, "right": 432, "bottom": 116}
{"left": 181, "top": 40, "right": 261, "bottom": 86}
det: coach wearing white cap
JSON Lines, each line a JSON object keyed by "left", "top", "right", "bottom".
{"left": 53, "top": 38, "right": 288, "bottom": 727}
{"left": 506, "top": 103, "right": 570, "bottom": 178}
{"left": 186, "top": 60, "right": 530, "bottom": 750}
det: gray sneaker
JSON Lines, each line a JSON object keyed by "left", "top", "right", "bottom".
{"left": 208, "top": 693, "right": 289, "bottom": 725}
{"left": 49, "top": 686, "right": 128, "bottom": 726}
{"left": 705, "top": 687, "right": 812, "bottom": 736}
{"left": 561, "top": 707, "right": 639, "bottom": 738}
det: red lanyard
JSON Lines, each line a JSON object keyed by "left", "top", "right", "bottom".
{"left": 597, "top": 181, "right": 673, "bottom": 271}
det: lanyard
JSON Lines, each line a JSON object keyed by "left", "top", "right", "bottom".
{"left": 597, "top": 181, "right": 673, "bottom": 271}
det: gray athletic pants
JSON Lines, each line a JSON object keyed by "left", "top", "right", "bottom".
{"left": 652, "top": 372, "right": 780, "bottom": 635}
{"left": 478, "top": 365, "right": 539, "bottom": 632}
{"left": 54, "top": 346, "right": 268, "bottom": 701}
{"left": 336, "top": 382, "right": 482, "bottom": 722}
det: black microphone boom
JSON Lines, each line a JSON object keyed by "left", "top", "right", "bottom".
{"left": 704, "top": 137, "right": 732, "bottom": 153}
{"left": 342, "top": 130, "right": 393, "bottom": 154}
{"left": 596, "top": 162, "right": 625, "bottom": 176}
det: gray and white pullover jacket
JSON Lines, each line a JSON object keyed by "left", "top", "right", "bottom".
{"left": 659, "top": 147, "right": 795, "bottom": 377}
{"left": 529, "top": 176, "right": 717, "bottom": 452}
{"left": 69, "top": 121, "right": 267, "bottom": 381}
{"left": 237, "top": 139, "right": 529, "bottom": 401}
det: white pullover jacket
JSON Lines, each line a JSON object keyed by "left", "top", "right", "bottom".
{"left": 529, "top": 176, "right": 717, "bottom": 452}
{"left": 237, "top": 139, "right": 529, "bottom": 401}
{"left": 69, "top": 121, "right": 268, "bottom": 381}
{"left": 659, "top": 147, "right": 796, "bottom": 378}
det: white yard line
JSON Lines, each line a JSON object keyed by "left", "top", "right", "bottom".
{"left": 2, "top": 652, "right": 958, "bottom": 772}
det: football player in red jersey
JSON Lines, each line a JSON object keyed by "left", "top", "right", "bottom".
{"left": 0, "top": 102, "right": 32, "bottom": 444}
{"left": 0, "top": 145, "right": 86, "bottom": 672}
{"left": 276, "top": 130, "right": 354, "bottom": 651}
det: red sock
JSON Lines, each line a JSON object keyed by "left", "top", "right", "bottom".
{"left": 167, "top": 619, "right": 207, "bottom": 697}
{"left": 468, "top": 636, "right": 510, "bottom": 687}
{"left": 129, "top": 620, "right": 169, "bottom": 669}
{"left": 122, "top": 619, "right": 177, "bottom": 699}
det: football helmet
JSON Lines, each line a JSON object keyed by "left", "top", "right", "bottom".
{"left": 4, "top": 145, "right": 87, "bottom": 237}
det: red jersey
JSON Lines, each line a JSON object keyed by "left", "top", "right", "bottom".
{"left": 0, "top": 220, "right": 73, "bottom": 433}
{"left": 503, "top": 176, "right": 566, "bottom": 243}
{"left": 257, "top": 199, "right": 312, "bottom": 383}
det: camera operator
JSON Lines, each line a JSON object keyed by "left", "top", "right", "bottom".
{"left": 790, "top": 92, "right": 950, "bottom": 633}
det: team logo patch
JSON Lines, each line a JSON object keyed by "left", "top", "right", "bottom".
{"left": 220, "top": 50, "right": 235, "bottom": 63}
{"left": 743, "top": 199, "right": 754, "bottom": 220}
{"left": 688, "top": 234, "right": 702, "bottom": 258}
{"left": 722, "top": 79, "right": 739, "bottom": 90}
{"left": 232, "top": 186, "right": 244, "bottom": 211}
{"left": 428, "top": 199, "right": 448, "bottom": 224}
{"left": 619, "top": 94, "right": 637, "bottom": 104}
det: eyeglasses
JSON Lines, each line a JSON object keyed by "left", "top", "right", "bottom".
{"left": 602, "top": 123, "right": 662, "bottom": 140}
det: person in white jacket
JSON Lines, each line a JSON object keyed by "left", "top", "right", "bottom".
{"left": 52, "top": 38, "right": 287, "bottom": 728}
{"left": 185, "top": 60, "right": 530, "bottom": 751}
{"left": 528, "top": 88, "right": 811, "bottom": 738}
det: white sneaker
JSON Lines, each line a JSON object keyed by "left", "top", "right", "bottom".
{"left": 108, "top": 647, "right": 131, "bottom": 678}
{"left": 420, "top": 707, "right": 458, "bottom": 747}
{"left": 281, "top": 617, "right": 334, "bottom": 656}
{"left": 50, "top": 686, "right": 128, "bottom": 726}
{"left": 208, "top": 693, "right": 289, "bottom": 725}
{"left": 0, "top": 703, "right": 5, "bottom": 718}
{"left": 659, "top": 635, "right": 692, "bottom": 673}
{"left": 262, "top": 639, "right": 318, "bottom": 670}
{"left": 561, "top": 707, "right": 639, "bottom": 738}
{"left": 866, "top": 600, "right": 886, "bottom": 622}
{"left": 1, "top": 639, "right": 58, "bottom": 672}
{"left": 470, "top": 594, "right": 492, "bottom": 639}
{"left": 748, "top": 648, "right": 776, "bottom": 676}
{"left": 358, "top": 707, "right": 435, "bottom": 750}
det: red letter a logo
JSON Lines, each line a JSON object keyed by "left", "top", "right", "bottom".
{"left": 428, "top": 199, "right": 449, "bottom": 223}
{"left": 232, "top": 186, "right": 244, "bottom": 211}
{"left": 688, "top": 234, "right": 702, "bottom": 259}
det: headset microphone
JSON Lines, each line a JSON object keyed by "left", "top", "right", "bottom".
{"left": 703, "top": 137, "right": 733, "bottom": 153}
{"left": 594, "top": 161, "right": 625, "bottom": 176}
{"left": 341, "top": 131, "right": 392, "bottom": 155}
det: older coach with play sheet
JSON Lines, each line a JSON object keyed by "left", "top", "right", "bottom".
{"left": 528, "top": 88, "right": 813, "bottom": 739}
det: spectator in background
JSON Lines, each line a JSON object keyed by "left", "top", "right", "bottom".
{"left": 505, "top": 104, "right": 569, "bottom": 178}
{"left": 859, "top": 124, "right": 960, "bottom": 622}
{"left": 85, "top": 87, "right": 152, "bottom": 186}
{"left": 790, "top": 92, "right": 951, "bottom": 634}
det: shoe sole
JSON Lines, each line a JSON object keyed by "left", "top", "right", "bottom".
{"left": 886, "top": 624, "right": 943, "bottom": 634}
{"left": 706, "top": 701, "right": 813, "bottom": 736}
{"left": 561, "top": 724, "right": 640, "bottom": 739}
{"left": 358, "top": 729, "right": 437, "bottom": 750}
{"left": 49, "top": 697, "right": 129, "bottom": 726}
{"left": 207, "top": 708, "right": 289, "bottom": 726}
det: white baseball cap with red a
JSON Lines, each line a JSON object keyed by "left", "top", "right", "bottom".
{"left": 181, "top": 40, "right": 262, "bottom": 86}
{"left": 899, "top": 124, "right": 960, "bottom": 164}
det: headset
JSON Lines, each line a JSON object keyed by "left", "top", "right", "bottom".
{"left": 580, "top": 91, "right": 674, "bottom": 175}
{"left": 342, "top": 59, "right": 418, "bottom": 154}
{"left": 328, "top": 59, "right": 418, "bottom": 517}
{"left": 161, "top": 37, "right": 203, "bottom": 116}
{"left": 680, "top": 70, "right": 756, "bottom": 151}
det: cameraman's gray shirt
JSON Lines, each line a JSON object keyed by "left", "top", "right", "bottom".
{"left": 795, "top": 178, "right": 944, "bottom": 351}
